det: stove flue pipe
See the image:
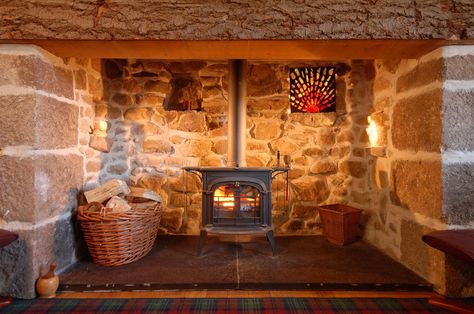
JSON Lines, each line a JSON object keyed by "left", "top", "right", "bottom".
{"left": 227, "top": 59, "right": 247, "bottom": 168}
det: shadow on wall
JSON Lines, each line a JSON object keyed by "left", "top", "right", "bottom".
{"left": 0, "top": 238, "right": 29, "bottom": 297}
{"left": 444, "top": 255, "right": 474, "bottom": 297}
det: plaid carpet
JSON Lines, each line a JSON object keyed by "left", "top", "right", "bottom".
{"left": 0, "top": 297, "right": 452, "bottom": 313}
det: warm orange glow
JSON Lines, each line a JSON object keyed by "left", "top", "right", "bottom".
{"left": 366, "top": 116, "right": 379, "bottom": 147}
{"left": 92, "top": 120, "right": 108, "bottom": 137}
{"left": 214, "top": 188, "right": 235, "bottom": 208}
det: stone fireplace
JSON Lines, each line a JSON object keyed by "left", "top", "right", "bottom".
{"left": 0, "top": 0, "right": 473, "bottom": 300}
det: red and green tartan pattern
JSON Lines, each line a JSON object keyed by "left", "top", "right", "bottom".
{"left": 0, "top": 298, "right": 451, "bottom": 313}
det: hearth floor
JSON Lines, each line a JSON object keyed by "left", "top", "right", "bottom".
{"left": 59, "top": 235, "right": 431, "bottom": 292}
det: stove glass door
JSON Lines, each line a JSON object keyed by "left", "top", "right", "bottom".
{"left": 212, "top": 182, "right": 261, "bottom": 225}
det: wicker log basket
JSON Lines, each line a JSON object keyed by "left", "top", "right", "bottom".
{"left": 78, "top": 198, "right": 162, "bottom": 266}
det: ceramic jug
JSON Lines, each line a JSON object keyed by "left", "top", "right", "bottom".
{"left": 36, "top": 263, "right": 59, "bottom": 298}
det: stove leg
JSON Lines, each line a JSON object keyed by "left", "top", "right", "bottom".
{"left": 266, "top": 230, "right": 277, "bottom": 256}
{"left": 197, "top": 230, "right": 207, "bottom": 256}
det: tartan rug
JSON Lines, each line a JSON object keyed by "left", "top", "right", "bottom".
{"left": 0, "top": 297, "right": 452, "bottom": 313}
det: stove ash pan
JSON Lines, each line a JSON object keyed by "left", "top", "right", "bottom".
{"left": 183, "top": 167, "right": 288, "bottom": 255}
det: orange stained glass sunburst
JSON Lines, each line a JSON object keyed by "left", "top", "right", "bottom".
{"left": 290, "top": 67, "right": 336, "bottom": 113}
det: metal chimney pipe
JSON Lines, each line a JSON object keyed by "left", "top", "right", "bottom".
{"left": 227, "top": 59, "right": 247, "bottom": 168}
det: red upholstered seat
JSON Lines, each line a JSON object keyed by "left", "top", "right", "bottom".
{"left": 422, "top": 230, "right": 474, "bottom": 313}
{"left": 0, "top": 229, "right": 18, "bottom": 248}
{"left": 422, "top": 229, "right": 474, "bottom": 264}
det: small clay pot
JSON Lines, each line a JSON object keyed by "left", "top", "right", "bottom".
{"left": 36, "top": 264, "right": 59, "bottom": 298}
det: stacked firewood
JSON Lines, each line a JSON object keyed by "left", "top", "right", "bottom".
{"left": 83, "top": 179, "right": 161, "bottom": 214}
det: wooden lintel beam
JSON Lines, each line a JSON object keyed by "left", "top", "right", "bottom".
{"left": 0, "top": 39, "right": 464, "bottom": 60}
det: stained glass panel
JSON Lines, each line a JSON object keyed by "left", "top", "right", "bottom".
{"left": 290, "top": 67, "right": 336, "bottom": 113}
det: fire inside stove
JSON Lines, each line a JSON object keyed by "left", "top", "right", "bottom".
{"left": 212, "top": 183, "right": 261, "bottom": 225}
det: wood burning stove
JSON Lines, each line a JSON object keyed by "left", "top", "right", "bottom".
{"left": 184, "top": 59, "right": 288, "bottom": 255}
{"left": 184, "top": 166, "right": 288, "bottom": 255}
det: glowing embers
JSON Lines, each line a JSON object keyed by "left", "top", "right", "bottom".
{"left": 290, "top": 67, "right": 336, "bottom": 113}
{"left": 212, "top": 183, "right": 261, "bottom": 224}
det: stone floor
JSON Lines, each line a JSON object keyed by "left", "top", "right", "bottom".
{"left": 60, "top": 235, "right": 431, "bottom": 292}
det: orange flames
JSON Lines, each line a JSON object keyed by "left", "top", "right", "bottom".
{"left": 214, "top": 188, "right": 235, "bottom": 208}
{"left": 214, "top": 186, "right": 261, "bottom": 213}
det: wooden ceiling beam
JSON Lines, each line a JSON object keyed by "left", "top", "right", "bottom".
{"left": 0, "top": 39, "right": 465, "bottom": 60}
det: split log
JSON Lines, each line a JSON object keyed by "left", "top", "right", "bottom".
{"left": 84, "top": 179, "right": 130, "bottom": 203}
{"left": 105, "top": 196, "right": 131, "bottom": 213}
{"left": 129, "top": 187, "right": 162, "bottom": 203}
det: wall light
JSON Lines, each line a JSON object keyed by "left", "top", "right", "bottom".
{"left": 88, "top": 120, "right": 111, "bottom": 152}
{"left": 90, "top": 120, "right": 109, "bottom": 137}
{"left": 366, "top": 116, "right": 378, "bottom": 147}
{"left": 98, "top": 120, "right": 108, "bottom": 132}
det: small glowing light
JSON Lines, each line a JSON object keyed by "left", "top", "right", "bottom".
{"left": 366, "top": 117, "right": 378, "bottom": 147}
{"left": 98, "top": 120, "right": 108, "bottom": 132}
{"left": 91, "top": 120, "right": 109, "bottom": 137}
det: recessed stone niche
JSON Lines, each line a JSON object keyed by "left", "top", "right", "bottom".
{"left": 164, "top": 75, "right": 202, "bottom": 111}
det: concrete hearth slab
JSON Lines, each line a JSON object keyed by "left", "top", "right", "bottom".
{"left": 59, "top": 235, "right": 430, "bottom": 292}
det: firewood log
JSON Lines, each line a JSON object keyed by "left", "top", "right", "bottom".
{"left": 105, "top": 196, "right": 132, "bottom": 213}
{"left": 129, "top": 187, "right": 162, "bottom": 203}
{"left": 84, "top": 179, "right": 130, "bottom": 203}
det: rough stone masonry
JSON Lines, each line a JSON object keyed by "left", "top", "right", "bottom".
{"left": 0, "top": 0, "right": 473, "bottom": 300}
{"left": 363, "top": 46, "right": 474, "bottom": 297}
{"left": 0, "top": 45, "right": 102, "bottom": 298}
{"left": 0, "top": 1, "right": 473, "bottom": 40}
{"left": 95, "top": 59, "right": 366, "bottom": 236}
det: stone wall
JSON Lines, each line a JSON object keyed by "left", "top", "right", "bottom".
{"left": 1, "top": 1, "right": 473, "bottom": 40}
{"left": 2, "top": 42, "right": 473, "bottom": 298}
{"left": 93, "top": 59, "right": 374, "bottom": 235}
{"left": 0, "top": 45, "right": 102, "bottom": 298}
{"left": 440, "top": 46, "right": 474, "bottom": 297}
{"left": 441, "top": 46, "right": 474, "bottom": 227}
{"left": 362, "top": 46, "right": 474, "bottom": 297}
